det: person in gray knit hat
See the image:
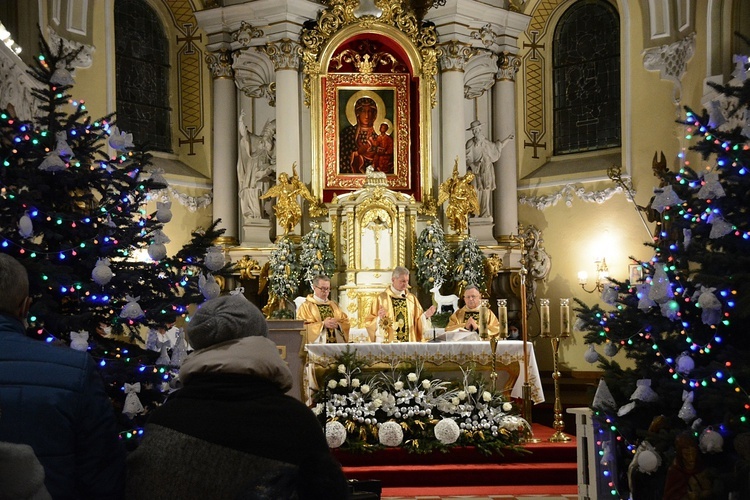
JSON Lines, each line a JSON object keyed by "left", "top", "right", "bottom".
{"left": 127, "top": 294, "right": 348, "bottom": 499}
{"left": 186, "top": 293, "right": 269, "bottom": 349}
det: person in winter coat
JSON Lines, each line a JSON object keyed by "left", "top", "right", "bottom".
{"left": 0, "top": 253, "right": 126, "bottom": 499}
{"left": 126, "top": 293, "right": 349, "bottom": 499}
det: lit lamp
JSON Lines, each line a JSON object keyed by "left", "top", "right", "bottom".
{"left": 578, "top": 258, "right": 609, "bottom": 294}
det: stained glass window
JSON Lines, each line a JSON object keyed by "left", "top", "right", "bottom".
{"left": 553, "top": 0, "right": 620, "bottom": 155}
{"left": 115, "top": 0, "right": 171, "bottom": 152}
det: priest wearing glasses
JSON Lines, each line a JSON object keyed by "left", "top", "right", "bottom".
{"left": 297, "top": 275, "right": 350, "bottom": 344}
{"left": 445, "top": 284, "right": 500, "bottom": 336}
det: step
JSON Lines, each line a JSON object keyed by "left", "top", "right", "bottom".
{"left": 334, "top": 443, "right": 577, "bottom": 467}
{"left": 343, "top": 462, "right": 578, "bottom": 488}
{"left": 380, "top": 484, "right": 579, "bottom": 496}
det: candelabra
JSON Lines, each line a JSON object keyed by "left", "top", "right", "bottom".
{"left": 540, "top": 297, "right": 572, "bottom": 442}
{"left": 578, "top": 258, "right": 609, "bottom": 294}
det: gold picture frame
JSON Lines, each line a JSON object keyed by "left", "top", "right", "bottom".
{"left": 323, "top": 73, "right": 410, "bottom": 191}
{"left": 629, "top": 264, "right": 644, "bottom": 283}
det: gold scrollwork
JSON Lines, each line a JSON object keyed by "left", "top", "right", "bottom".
{"left": 236, "top": 255, "right": 261, "bottom": 281}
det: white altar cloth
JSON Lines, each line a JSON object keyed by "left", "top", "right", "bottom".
{"left": 305, "top": 340, "right": 545, "bottom": 404}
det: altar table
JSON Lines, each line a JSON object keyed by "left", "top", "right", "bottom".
{"left": 305, "top": 340, "right": 545, "bottom": 404}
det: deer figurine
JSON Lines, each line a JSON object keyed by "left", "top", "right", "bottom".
{"left": 429, "top": 281, "right": 459, "bottom": 313}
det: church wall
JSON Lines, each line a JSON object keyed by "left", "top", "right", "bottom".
{"left": 516, "top": 0, "right": 718, "bottom": 373}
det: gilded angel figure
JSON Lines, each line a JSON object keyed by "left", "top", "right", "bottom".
{"left": 260, "top": 163, "right": 325, "bottom": 235}
{"left": 437, "top": 158, "right": 480, "bottom": 234}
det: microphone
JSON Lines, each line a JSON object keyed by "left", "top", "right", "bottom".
{"left": 401, "top": 292, "right": 406, "bottom": 298}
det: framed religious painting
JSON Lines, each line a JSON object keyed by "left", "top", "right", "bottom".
{"left": 322, "top": 73, "right": 410, "bottom": 192}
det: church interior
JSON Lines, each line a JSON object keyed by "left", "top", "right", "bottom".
{"left": 1, "top": 0, "right": 748, "bottom": 497}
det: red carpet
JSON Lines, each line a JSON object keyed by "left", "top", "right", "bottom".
{"left": 336, "top": 424, "right": 578, "bottom": 496}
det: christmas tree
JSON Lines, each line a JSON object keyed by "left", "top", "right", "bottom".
{"left": 575, "top": 45, "right": 750, "bottom": 498}
{"left": 266, "top": 235, "right": 300, "bottom": 318}
{"left": 452, "top": 236, "right": 486, "bottom": 296}
{"left": 1, "top": 36, "right": 230, "bottom": 443}
{"left": 299, "top": 222, "right": 335, "bottom": 295}
{"left": 414, "top": 220, "right": 451, "bottom": 293}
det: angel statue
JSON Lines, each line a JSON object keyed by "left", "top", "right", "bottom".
{"left": 260, "top": 163, "right": 325, "bottom": 235}
{"left": 437, "top": 157, "right": 480, "bottom": 234}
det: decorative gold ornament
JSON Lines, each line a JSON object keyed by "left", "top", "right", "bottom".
{"left": 236, "top": 255, "right": 261, "bottom": 281}
{"left": 437, "top": 158, "right": 479, "bottom": 234}
{"left": 260, "top": 163, "right": 326, "bottom": 234}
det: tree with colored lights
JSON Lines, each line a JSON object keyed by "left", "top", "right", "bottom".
{"left": 0, "top": 36, "right": 229, "bottom": 443}
{"left": 575, "top": 47, "right": 750, "bottom": 499}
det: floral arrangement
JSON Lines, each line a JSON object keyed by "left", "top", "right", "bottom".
{"left": 313, "top": 348, "right": 530, "bottom": 455}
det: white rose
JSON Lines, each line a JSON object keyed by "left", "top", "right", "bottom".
{"left": 482, "top": 391, "right": 492, "bottom": 402}
{"left": 312, "top": 403, "right": 323, "bottom": 415}
{"left": 351, "top": 378, "right": 360, "bottom": 388}
{"left": 394, "top": 381, "right": 404, "bottom": 390}
{"left": 407, "top": 373, "right": 418, "bottom": 382}
{"left": 502, "top": 402, "right": 513, "bottom": 412}
{"left": 338, "top": 364, "right": 346, "bottom": 374}
{"left": 422, "top": 379, "right": 431, "bottom": 389}
{"left": 467, "top": 385, "right": 478, "bottom": 394}
{"left": 361, "top": 384, "right": 371, "bottom": 394}
{"left": 451, "top": 397, "right": 460, "bottom": 406}
{"left": 328, "top": 379, "right": 338, "bottom": 389}
{"left": 339, "top": 378, "right": 348, "bottom": 387}
{"left": 458, "top": 391, "right": 467, "bottom": 400}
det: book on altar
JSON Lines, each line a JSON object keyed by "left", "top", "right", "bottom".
{"left": 432, "top": 329, "right": 481, "bottom": 342}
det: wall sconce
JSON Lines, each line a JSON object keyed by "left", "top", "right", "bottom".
{"left": 578, "top": 258, "right": 609, "bottom": 294}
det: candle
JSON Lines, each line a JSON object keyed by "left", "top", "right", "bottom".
{"left": 540, "top": 298, "right": 550, "bottom": 336}
{"left": 497, "top": 299, "right": 508, "bottom": 337}
{"left": 560, "top": 298, "right": 570, "bottom": 336}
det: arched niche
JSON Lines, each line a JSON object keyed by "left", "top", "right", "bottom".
{"left": 301, "top": 0, "right": 438, "bottom": 205}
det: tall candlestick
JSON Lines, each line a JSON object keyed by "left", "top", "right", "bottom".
{"left": 540, "top": 298, "right": 550, "bottom": 336}
{"left": 560, "top": 298, "right": 570, "bottom": 337}
{"left": 497, "top": 299, "right": 508, "bottom": 338}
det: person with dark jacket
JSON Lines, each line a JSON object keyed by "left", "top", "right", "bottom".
{"left": 0, "top": 253, "right": 126, "bottom": 499}
{"left": 126, "top": 293, "right": 349, "bottom": 499}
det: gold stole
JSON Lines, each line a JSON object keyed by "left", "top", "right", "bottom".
{"left": 317, "top": 303, "right": 336, "bottom": 343}
{"left": 391, "top": 297, "right": 408, "bottom": 342}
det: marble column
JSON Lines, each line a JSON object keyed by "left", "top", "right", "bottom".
{"left": 263, "top": 39, "right": 303, "bottom": 240}
{"left": 438, "top": 40, "right": 473, "bottom": 238}
{"left": 264, "top": 39, "right": 301, "bottom": 179}
{"left": 206, "top": 49, "right": 238, "bottom": 246}
{"left": 492, "top": 52, "right": 521, "bottom": 240}
{"left": 439, "top": 41, "right": 473, "bottom": 176}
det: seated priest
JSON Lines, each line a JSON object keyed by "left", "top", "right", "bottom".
{"left": 445, "top": 284, "right": 500, "bottom": 336}
{"left": 297, "top": 275, "right": 350, "bottom": 343}
{"left": 365, "top": 266, "right": 436, "bottom": 342}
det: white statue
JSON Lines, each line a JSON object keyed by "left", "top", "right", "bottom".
{"left": 465, "top": 120, "right": 514, "bottom": 218}
{"left": 237, "top": 111, "right": 276, "bottom": 220}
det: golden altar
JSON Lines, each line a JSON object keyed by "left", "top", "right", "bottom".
{"left": 304, "top": 340, "right": 545, "bottom": 405}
